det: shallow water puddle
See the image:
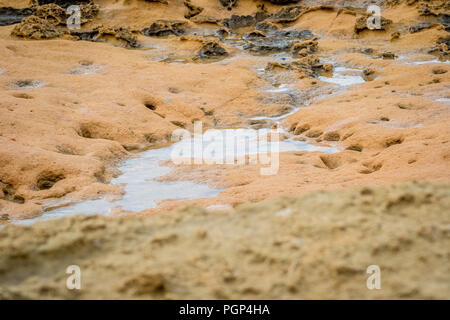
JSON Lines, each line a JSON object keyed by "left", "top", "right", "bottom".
{"left": 15, "top": 144, "right": 223, "bottom": 225}
{"left": 15, "top": 127, "right": 337, "bottom": 225}
{"left": 172, "top": 127, "right": 337, "bottom": 162}
{"left": 318, "top": 66, "right": 365, "bottom": 87}
{"left": 252, "top": 62, "right": 365, "bottom": 121}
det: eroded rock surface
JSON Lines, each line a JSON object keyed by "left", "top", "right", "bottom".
{"left": 11, "top": 15, "right": 64, "bottom": 39}
{"left": 354, "top": 15, "right": 392, "bottom": 33}
{"left": 196, "top": 40, "right": 229, "bottom": 59}
{"left": 142, "top": 20, "right": 187, "bottom": 36}
{"left": 71, "top": 26, "right": 140, "bottom": 48}
{"left": 184, "top": 0, "right": 203, "bottom": 19}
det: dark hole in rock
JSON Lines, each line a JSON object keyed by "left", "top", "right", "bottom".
{"left": 168, "top": 87, "right": 180, "bottom": 94}
{"left": 200, "top": 107, "right": 214, "bottom": 116}
{"left": 122, "top": 144, "right": 141, "bottom": 152}
{"left": 78, "top": 125, "right": 92, "bottom": 138}
{"left": 384, "top": 138, "right": 403, "bottom": 148}
{"left": 170, "top": 121, "right": 186, "bottom": 128}
{"left": 144, "top": 103, "right": 156, "bottom": 110}
{"left": 94, "top": 168, "right": 106, "bottom": 183}
{"left": 432, "top": 68, "right": 447, "bottom": 74}
{"left": 380, "top": 52, "right": 396, "bottom": 60}
{"left": 12, "top": 93, "right": 34, "bottom": 99}
{"left": 347, "top": 145, "right": 363, "bottom": 152}
{"left": 36, "top": 173, "right": 65, "bottom": 190}
{"left": 13, "top": 195, "right": 25, "bottom": 204}
{"left": 0, "top": 181, "right": 25, "bottom": 204}
{"left": 219, "top": 0, "right": 237, "bottom": 11}
{"left": 144, "top": 134, "right": 157, "bottom": 144}
{"left": 323, "top": 132, "right": 340, "bottom": 141}
{"left": 305, "top": 130, "right": 322, "bottom": 138}
{"left": 320, "top": 155, "right": 340, "bottom": 170}
{"left": 294, "top": 124, "right": 310, "bottom": 135}
{"left": 184, "top": 0, "right": 203, "bottom": 19}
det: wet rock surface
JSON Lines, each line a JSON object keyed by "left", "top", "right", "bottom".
{"left": 196, "top": 40, "right": 228, "bottom": 59}
{"left": 265, "top": 54, "right": 332, "bottom": 78}
{"left": 142, "top": 20, "right": 187, "bottom": 37}
{"left": 408, "top": 22, "right": 433, "bottom": 33}
{"left": 220, "top": 0, "right": 238, "bottom": 11}
{"left": 223, "top": 14, "right": 256, "bottom": 29}
{"left": 0, "top": 7, "right": 33, "bottom": 26}
{"left": 268, "top": 5, "right": 304, "bottom": 23}
{"left": 417, "top": 0, "right": 450, "bottom": 17}
{"left": 429, "top": 36, "right": 450, "bottom": 58}
{"left": 71, "top": 26, "right": 140, "bottom": 48}
{"left": 244, "top": 36, "right": 293, "bottom": 53}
